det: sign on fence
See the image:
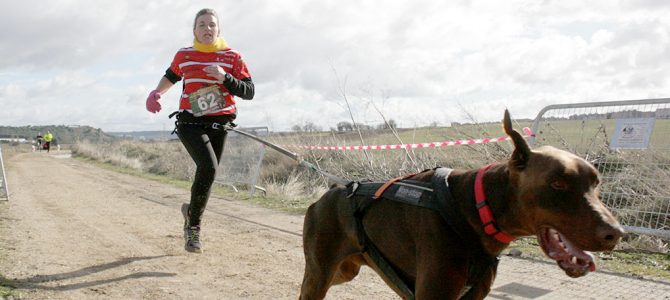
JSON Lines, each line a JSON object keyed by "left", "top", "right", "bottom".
{"left": 530, "top": 98, "right": 670, "bottom": 239}
{"left": 215, "top": 126, "right": 268, "bottom": 196}
{"left": 610, "top": 118, "right": 655, "bottom": 149}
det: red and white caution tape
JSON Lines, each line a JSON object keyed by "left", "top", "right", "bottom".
{"left": 285, "top": 127, "right": 534, "bottom": 151}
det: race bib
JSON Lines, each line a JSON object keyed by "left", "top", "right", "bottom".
{"left": 188, "top": 86, "right": 227, "bottom": 117}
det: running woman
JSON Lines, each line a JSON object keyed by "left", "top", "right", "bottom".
{"left": 145, "top": 8, "right": 255, "bottom": 253}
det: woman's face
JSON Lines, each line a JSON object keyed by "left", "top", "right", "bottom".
{"left": 194, "top": 13, "right": 219, "bottom": 44}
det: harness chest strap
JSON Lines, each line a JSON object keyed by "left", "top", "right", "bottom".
{"left": 474, "top": 164, "right": 515, "bottom": 244}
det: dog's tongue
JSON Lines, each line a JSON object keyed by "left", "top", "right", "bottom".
{"left": 537, "top": 228, "right": 595, "bottom": 278}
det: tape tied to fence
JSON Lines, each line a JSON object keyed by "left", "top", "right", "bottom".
{"left": 284, "top": 127, "right": 534, "bottom": 151}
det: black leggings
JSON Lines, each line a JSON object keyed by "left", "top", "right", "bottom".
{"left": 176, "top": 113, "right": 232, "bottom": 227}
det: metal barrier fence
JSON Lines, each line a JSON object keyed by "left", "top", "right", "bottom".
{"left": 0, "top": 144, "right": 9, "bottom": 201}
{"left": 529, "top": 98, "right": 670, "bottom": 239}
{"left": 215, "top": 126, "right": 268, "bottom": 196}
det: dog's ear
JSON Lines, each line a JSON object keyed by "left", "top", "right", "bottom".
{"left": 503, "top": 109, "right": 531, "bottom": 170}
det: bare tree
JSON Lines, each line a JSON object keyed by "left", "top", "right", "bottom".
{"left": 302, "top": 122, "right": 321, "bottom": 133}
{"left": 331, "top": 65, "right": 375, "bottom": 173}
{"left": 337, "top": 121, "right": 353, "bottom": 132}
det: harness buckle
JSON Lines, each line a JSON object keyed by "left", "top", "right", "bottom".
{"left": 211, "top": 123, "right": 222, "bottom": 130}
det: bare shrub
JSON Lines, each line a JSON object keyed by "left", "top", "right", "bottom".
{"left": 264, "top": 171, "right": 328, "bottom": 209}
{"left": 72, "top": 140, "right": 194, "bottom": 181}
{"left": 72, "top": 141, "right": 143, "bottom": 170}
{"left": 618, "top": 234, "right": 669, "bottom": 254}
{"left": 272, "top": 126, "right": 514, "bottom": 183}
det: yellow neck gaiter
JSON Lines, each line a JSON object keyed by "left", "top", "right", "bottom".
{"left": 193, "top": 37, "right": 229, "bottom": 52}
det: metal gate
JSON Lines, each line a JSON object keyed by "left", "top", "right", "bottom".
{"left": 216, "top": 126, "right": 268, "bottom": 196}
{"left": 0, "top": 144, "right": 9, "bottom": 201}
{"left": 529, "top": 98, "right": 670, "bottom": 239}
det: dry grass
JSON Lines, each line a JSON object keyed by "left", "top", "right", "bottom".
{"left": 70, "top": 128, "right": 669, "bottom": 257}
{"left": 72, "top": 140, "right": 194, "bottom": 181}
{"left": 266, "top": 124, "right": 515, "bottom": 182}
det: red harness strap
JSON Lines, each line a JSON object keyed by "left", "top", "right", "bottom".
{"left": 373, "top": 173, "right": 416, "bottom": 199}
{"left": 475, "top": 164, "right": 515, "bottom": 244}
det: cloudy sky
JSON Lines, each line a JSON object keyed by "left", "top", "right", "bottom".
{"left": 1, "top": 0, "right": 669, "bottom": 132}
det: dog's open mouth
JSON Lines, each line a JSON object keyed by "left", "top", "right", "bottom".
{"left": 537, "top": 227, "right": 595, "bottom": 278}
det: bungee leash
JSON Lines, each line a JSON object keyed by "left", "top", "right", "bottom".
{"left": 168, "top": 111, "right": 348, "bottom": 185}
{"left": 223, "top": 124, "right": 349, "bottom": 185}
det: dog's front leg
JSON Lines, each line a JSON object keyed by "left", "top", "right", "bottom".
{"left": 414, "top": 260, "right": 469, "bottom": 300}
{"left": 458, "top": 267, "right": 496, "bottom": 300}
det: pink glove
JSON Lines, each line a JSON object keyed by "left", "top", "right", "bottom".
{"left": 146, "top": 90, "right": 162, "bottom": 113}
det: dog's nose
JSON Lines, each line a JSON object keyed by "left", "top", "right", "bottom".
{"left": 597, "top": 224, "right": 624, "bottom": 248}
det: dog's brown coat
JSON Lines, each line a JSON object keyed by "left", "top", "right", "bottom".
{"left": 300, "top": 110, "right": 623, "bottom": 299}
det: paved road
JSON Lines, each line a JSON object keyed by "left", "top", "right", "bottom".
{"left": 490, "top": 256, "right": 670, "bottom": 299}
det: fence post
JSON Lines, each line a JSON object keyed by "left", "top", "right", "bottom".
{"left": 0, "top": 144, "right": 9, "bottom": 201}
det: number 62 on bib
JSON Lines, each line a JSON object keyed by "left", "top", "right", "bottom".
{"left": 188, "top": 86, "right": 227, "bottom": 117}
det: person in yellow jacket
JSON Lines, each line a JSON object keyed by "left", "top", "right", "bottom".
{"left": 43, "top": 131, "right": 53, "bottom": 152}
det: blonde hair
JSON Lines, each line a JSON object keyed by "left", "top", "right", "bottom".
{"left": 193, "top": 8, "right": 219, "bottom": 30}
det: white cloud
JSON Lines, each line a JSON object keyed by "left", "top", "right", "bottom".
{"left": 1, "top": 0, "right": 669, "bottom": 132}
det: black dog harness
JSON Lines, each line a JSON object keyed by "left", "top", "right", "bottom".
{"left": 347, "top": 167, "right": 499, "bottom": 300}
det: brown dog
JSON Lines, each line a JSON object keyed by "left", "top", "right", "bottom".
{"left": 300, "top": 110, "right": 623, "bottom": 300}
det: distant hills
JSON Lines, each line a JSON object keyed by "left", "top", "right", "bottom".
{"left": 0, "top": 124, "right": 178, "bottom": 144}
{"left": 0, "top": 125, "right": 116, "bottom": 144}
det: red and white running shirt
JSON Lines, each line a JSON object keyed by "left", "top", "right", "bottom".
{"left": 168, "top": 47, "right": 251, "bottom": 116}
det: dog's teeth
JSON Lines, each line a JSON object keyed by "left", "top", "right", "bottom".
{"left": 571, "top": 256, "right": 578, "bottom": 264}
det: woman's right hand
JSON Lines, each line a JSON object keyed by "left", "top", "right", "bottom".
{"left": 146, "top": 90, "right": 162, "bottom": 113}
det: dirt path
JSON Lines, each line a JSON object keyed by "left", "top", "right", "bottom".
{"left": 4, "top": 151, "right": 670, "bottom": 300}
{"left": 0, "top": 152, "right": 397, "bottom": 299}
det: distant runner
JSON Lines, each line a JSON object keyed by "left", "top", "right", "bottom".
{"left": 43, "top": 131, "right": 53, "bottom": 153}
{"left": 35, "top": 133, "right": 43, "bottom": 152}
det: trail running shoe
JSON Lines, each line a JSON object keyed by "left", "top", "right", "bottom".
{"left": 181, "top": 203, "right": 202, "bottom": 253}
{"left": 184, "top": 225, "right": 203, "bottom": 253}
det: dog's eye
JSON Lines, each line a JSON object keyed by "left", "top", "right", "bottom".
{"left": 551, "top": 180, "right": 569, "bottom": 191}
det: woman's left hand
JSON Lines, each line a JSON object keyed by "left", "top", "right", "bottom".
{"left": 204, "top": 65, "right": 227, "bottom": 82}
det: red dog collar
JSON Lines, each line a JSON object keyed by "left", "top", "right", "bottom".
{"left": 475, "top": 164, "right": 515, "bottom": 244}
